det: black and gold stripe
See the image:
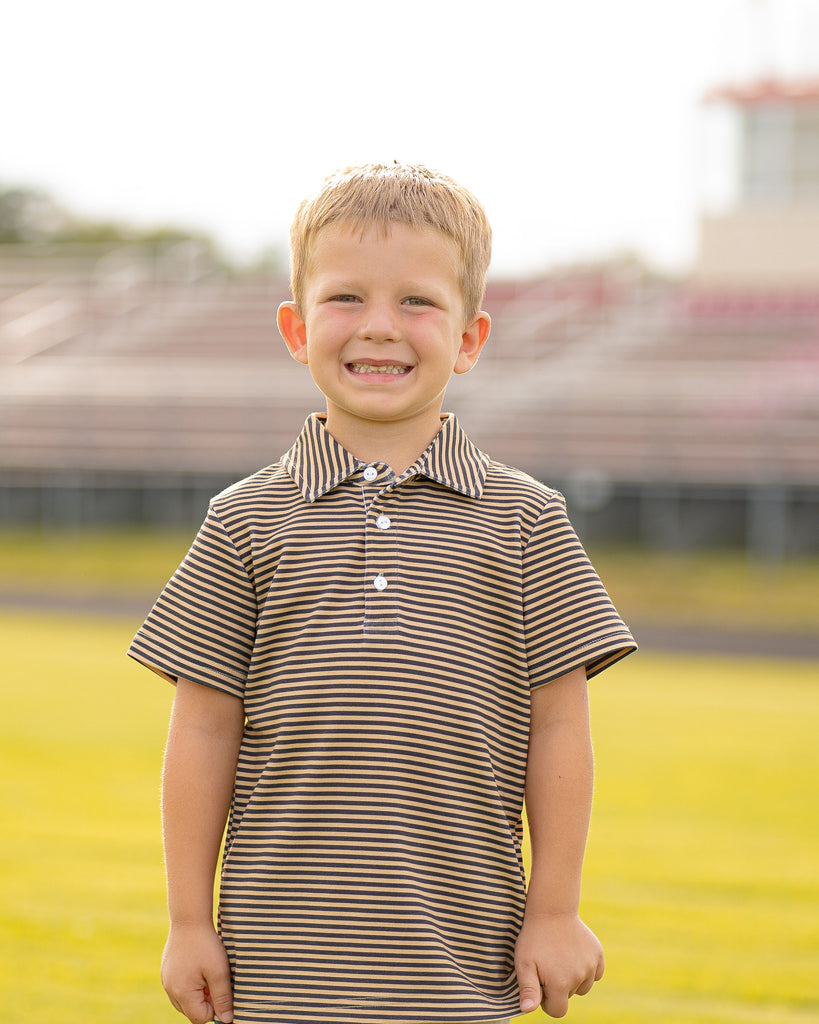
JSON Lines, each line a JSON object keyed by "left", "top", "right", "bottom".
{"left": 129, "top": 413, "right": 635, "bottom": 1024}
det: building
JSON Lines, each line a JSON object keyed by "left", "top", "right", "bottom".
{"left": 696, "top": 76, "right": 819, "bottom": 286}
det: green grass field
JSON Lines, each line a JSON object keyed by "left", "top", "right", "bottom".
{"left": 1, "top": 606, "right": 816, "bottom": 1024}
{"left": 2, "top": 527, "right": 818, "bottom": 633}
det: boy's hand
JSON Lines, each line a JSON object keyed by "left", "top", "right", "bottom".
{"left": 161, "top": 923, "right": 234, "bottom": 1024}
{"left": 515, "top": 912, "right": 604, "bottom": 1018}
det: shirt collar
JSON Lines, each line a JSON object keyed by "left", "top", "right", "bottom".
{"left": 282, "top": 413, "right": 489, "bottom": 503}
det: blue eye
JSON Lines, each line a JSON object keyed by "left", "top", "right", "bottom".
{"left": 404, "top": 296, "right": 432, "bottom": 306}
{"left": 331, "top": 295, "right": 359, "bottom": 303}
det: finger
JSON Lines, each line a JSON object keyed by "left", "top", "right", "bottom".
{"left": 542, "top": 986, "right": 570, "bottom": 1018}
{"left": 165, "top": 984, "right": 211, "bottom": 1024}
{"left": 574, "top": 974, "right": 595, "bottom": 996}
{"left": 176, "top": 993, "right": 214, "bottom": 1024}
{"left": 516, "top": 960, "right": 543, "bottom": 1014}
{"left": 572, "top": 955, "right": 605, "bottom": 999}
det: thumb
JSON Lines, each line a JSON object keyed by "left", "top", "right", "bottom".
{"left": 211, "top": 994, "right": 234, "bottom": 1023}
{"left": 516, "top": 961, "right": 543, "bottom": 1014}
{"left": 205, "top": 977, "right": 234, "bottom": 1024}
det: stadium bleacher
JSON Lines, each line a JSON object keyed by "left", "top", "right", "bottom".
{"left": 1, "top": 244, "right": 817, "bottom": 551}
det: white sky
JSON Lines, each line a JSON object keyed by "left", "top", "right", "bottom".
{"left": 4, "top": 0, "right": 818, "bottom": 277}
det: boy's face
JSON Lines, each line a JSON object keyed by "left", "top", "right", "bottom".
{"left": 278, "top": 222, "right": 490, "bottom": 452}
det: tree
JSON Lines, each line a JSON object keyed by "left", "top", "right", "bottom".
{"left": 0, "top": 182, "right": 223, "bottom": 263}
{"left": 0, "top": 186, "right": 68, "bottom": 244}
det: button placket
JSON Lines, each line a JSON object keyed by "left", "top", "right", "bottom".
{"left": 363, "top": 481, "right": 398, "bottom": 633}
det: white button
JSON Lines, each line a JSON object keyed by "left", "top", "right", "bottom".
{"left": 375, "top": 514, "right": 391, "bottom": 531}
{"left": 373, "top": 574, "right": 388, "bottom": 591}
{"left": 363, "top": 466, "right": 378, "bottom": 482}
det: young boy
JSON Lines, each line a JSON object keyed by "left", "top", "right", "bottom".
{"left": 129, "top": 163, "right": 636, "bottom": 1024}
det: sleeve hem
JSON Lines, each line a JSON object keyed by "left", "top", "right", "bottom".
{"left": 127, "top": 646, "right": 246, "bottom": 699}
{"left": 529, "top": 632, "right": 638, "bottom": 688}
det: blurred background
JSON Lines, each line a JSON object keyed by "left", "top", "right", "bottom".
{"left": 2, "top": 5, "right": 818, "bottom": 1023}
{"left": 1, "top": 0, "right": 817, "bottom": 562}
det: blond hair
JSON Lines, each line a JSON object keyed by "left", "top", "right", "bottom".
{"left": 289, "top": 163, "right": 492, "bottom": 323}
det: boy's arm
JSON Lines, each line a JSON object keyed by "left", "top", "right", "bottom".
{"left": 516, "top": 666, "right": 605, "bottom": 1019}
{"left": 161, "top": 677, "right": 244, "bottom": 1024}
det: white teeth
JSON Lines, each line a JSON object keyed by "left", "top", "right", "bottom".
{"left": 349, "top": 363, "right": 410, "bottom": 375}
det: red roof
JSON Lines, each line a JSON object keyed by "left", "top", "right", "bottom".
{"left": 704, "top": 77, "right": 819, "bottom": 105}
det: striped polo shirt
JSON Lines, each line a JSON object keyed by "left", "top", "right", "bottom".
{"left": 129, "top": 413, "right": 635, "bottom": 1024}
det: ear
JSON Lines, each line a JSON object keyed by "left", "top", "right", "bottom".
{"left": 277, "top": 301, "right": 309, "bottom": 364}
{"left": 453, "top": 311, "right": 491, "bottom": 375}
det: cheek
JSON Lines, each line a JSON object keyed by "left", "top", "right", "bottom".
{"left": 309, "top": 309, "right": 353, "bottom": 337}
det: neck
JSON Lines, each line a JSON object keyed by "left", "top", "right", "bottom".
{"left": 323, "top": 410, "right": 446, "bottom": 476}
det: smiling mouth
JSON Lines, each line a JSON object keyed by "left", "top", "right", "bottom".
{"left": 347, "top": 362, "right": 412, "bottom": 376}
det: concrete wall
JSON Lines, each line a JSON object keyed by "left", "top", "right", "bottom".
{"left": 694, "top": 206, "right": 819, "bottom": 286}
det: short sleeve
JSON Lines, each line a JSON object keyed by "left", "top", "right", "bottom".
{"left": 523, "top": 492, "right": 636, "bottom": 687}
{"left": 127, "top": 505, "right": 257, "bottom": 698}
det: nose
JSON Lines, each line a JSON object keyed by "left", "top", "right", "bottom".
{"left": 358, "top": 300, "right": 399, "bottom": 342}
